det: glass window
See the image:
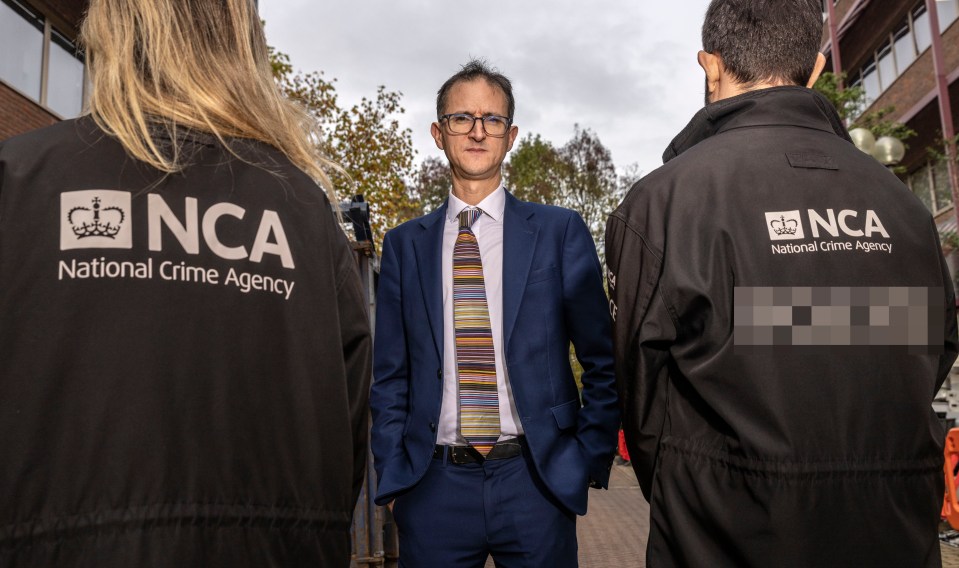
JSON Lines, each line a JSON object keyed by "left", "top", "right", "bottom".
{"left": 911, "top": 165, "right": 935, "bottom": 213}
{"left": 0, "top": 0, "right": 44, "bottom": 99}
{"left": 877, "top": 42, "right": 896, "bottom": 90}
{"left": 939, "top": 0, "right": 959, "bottom": 31}
{"left": 934, "top": 160, "right": 955, "bottom": 212}
{"left": 893, "top": 22, "right": 916, "bottom": 74}
{"left": 914, "top": 4, "right": 932, "bottom": 53}
{"left": 47, "top": 29, "right": 85, "bottom": 117}
{"left": 861, "top": 58, "right": 880, "bottom": 105}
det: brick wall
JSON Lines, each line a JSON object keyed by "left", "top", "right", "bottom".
{"left": 0, "top": 82, "right": 58, "bottom": 142}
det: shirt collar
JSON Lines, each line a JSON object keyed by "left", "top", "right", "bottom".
{"left": 446, "top": 184, "right": 506, "bottom": 223}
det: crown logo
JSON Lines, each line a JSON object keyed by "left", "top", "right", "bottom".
{"left": 68, "top": 197, "right": 125, "bottom": 239}
{"left": 770, "top": 215, "right": 798, "bottom": 236}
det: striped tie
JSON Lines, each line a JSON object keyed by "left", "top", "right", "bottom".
{"left": 454, "top": 208, "right": 500, "bottom": 456}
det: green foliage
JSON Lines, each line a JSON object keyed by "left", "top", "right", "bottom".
{"left": 409, "top": 156, "right": 451, "bottom": 215}
{"left": 926, "top": 133, "right": 959, "bottom": 164}
{"left": 505, "top": 134, "right": 564, "bottom": 204}
{"left": 856, "top": 107, "right": 918, "bottom": 142}
{"left": 941, "top": 230, "right": 959, "bottom": 252}
{"left": 269, "top": 47, "right": 416, "bottom": 248}
{"left": 813, "top": 71, "right": 916, "bottom": 143}
{"left": 504, "top": 128, "right": 631, "bottom": 258}
{"left": 812, "top": 71, "right": 865, "bottom": 122}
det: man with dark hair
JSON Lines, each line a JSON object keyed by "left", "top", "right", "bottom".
{"left": 371, "top": 59, "right": 619, "bottom": 567}
{"left": 607, "top": 1, "right": 958, "bottom": 566}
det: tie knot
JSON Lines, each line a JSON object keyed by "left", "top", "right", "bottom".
{"left": 458, "top": 208, "right": 482, "bottom": 230}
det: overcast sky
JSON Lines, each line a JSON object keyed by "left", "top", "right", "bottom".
{"left": 260, "top": 1, "right": 713, "bottom": 178}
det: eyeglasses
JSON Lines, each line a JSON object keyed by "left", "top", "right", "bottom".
{"left": 440, "top": 113, "right": 512, "bottom": 137}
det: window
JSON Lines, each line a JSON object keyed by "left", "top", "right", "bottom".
{"left": 914, "top": 4, "right": 932, "bottom": 53}
{"left": 0, "top": 0, "right": 43, "bottom": 100}
{"left": 47, "top": 29, "right": 84, "bottom": 117}
{"left": 847, "top": 1, "right": 956, "bottom": 109}
{"left": 909, "top": 161, "right": 955, "bottom": 216}
{"left": 934, "top": 160, "right": 955, "bottom": 212}
{"left": 876, "top": 43, "right": 896, "bottom": 90}
{"left": 893, "top": 22, "right": 916, "bottom": 75}
{"left": 860, "top": 58, "right": 880, "bottom": 105}
{"left": 0, "top": 0, "right": 86, "bottom": 118}
{"left": 911, "top": 166, "right": 935, "bottom": 213}
{"left": 939, "top": 0, "right": 959, "bottom": 32}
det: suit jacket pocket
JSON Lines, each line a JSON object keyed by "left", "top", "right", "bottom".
{"left": 551, "top": 398, "right": 581, "bottom": 431}
{"left": 528, "top": 265, "right": 558, "bottom": 285}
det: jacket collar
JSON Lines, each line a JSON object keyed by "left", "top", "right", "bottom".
{"left": 662, "top": 86, "right": 853, "bottom": 164}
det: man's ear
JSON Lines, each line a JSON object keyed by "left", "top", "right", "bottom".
{"left": 430, "top": 122, "right": 445, "bottom": 150}
{"left": 506, "top": 124, "right": 519, "bottom": 152}
{"left": 698, "top": 50, "right": 722, "bottom": 101}
{"left": 806, "top": 52, "right": 827, "bottom": 88}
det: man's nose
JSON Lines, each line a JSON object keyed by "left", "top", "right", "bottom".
{"left": 469, "top": 118, "right": 486, "bottom": 141}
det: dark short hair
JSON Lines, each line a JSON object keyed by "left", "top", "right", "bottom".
{"left": 702, "top": 0, "right": 822, "bottom": 86}
{"left": 436, "top": 59, "right": 515, "bottom": 121}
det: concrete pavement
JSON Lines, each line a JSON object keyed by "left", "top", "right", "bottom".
{"left": 482, "top": 462, "right": 648, "bottom": 567}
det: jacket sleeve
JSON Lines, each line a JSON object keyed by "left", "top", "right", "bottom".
{"left": 369, "top": 231, "right": 410, "bottom": 504}
{"left": 605, "top": 210, "right": 677, "bottom": 500}
{"left": 936, "top": 230, "right": 959, "bottom": 393}
{"left": 561, "top": 212, "right": 620, "bottom": 488}
{"left": 331, "top": 221, "right": 373, "bottom": 508}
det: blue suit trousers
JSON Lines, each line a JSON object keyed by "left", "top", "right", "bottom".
{"left": 392, "top": 443, "right": 578, "bottom": 568}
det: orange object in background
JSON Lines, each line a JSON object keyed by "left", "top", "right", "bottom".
{"left": 942, "top": 428, "right": 959, "bottom": 529}
{"left": 618, "top": 429, "right": 630, "bottom": 463}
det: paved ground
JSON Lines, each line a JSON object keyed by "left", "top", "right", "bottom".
{"left": 576, "top": 463, "right": 650, "bottom": 567}
{"left": 943, "top": 536, "right": 959, "bottom": 567}
{"left": 475, "top": 464, "right": 959, "bottom": 567}
{"left": 483, "top": 462, "right": 648, "bottom": 567}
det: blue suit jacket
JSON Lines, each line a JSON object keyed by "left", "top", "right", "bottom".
{"left": 370, "top": 191, "right": 619, "bottom": 515}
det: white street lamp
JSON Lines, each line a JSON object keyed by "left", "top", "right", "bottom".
{"left": 872, "top": 136, "right": 907, "bottom": 166}
{"left": 849, "top": 127, "right": 876, "bottom": 155}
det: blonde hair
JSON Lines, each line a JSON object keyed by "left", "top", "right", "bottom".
{"left": 80, "top": 0, "right": 337, "bottom": 202}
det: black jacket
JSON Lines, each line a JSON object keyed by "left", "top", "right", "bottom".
{"left": 0, "top": 117, "right": 371, "bottom": 567}
{"left": 606, "top": 87, "right": 959, "bottom": 567}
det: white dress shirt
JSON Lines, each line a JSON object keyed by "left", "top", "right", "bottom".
{"left": 436, "top": 185, "right": 524, "bottom": 445}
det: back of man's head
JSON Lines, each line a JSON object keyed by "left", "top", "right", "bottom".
{"left": 702, "top": 0, "right": 822, "bottom": 87}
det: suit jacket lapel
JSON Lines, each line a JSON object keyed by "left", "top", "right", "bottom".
{"left": 413, "top": 203, "right": 447, "bottom": 358}
{"left": 502, "top": 192, "right": 538, "bottom": 350}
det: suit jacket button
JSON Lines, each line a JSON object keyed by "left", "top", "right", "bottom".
{"left": 430, "top": 422, "right": 437, "bottom": 432}
{"left": 436, "top": 369, "right": 442, "bottom": 379}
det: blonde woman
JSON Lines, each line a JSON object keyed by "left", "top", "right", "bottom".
{"left": 0, "top": 0, "right": 371, "bottom": 566}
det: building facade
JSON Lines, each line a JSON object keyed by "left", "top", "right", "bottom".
{"left": 822, "top": 0, "right": 959, "bottom": 229}
{"left": 1, "top": 0, "right": 86, "bottom": 141}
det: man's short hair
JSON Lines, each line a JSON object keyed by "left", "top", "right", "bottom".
{"left": 702, "top": 0, "right": 822, "bottom": 87}
{"left": 436, "top": 59, "right": 515, "bottom": 121}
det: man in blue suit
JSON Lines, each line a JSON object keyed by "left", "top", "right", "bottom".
{"left": 370, "top": 59, "right": 619, "bottom": 568}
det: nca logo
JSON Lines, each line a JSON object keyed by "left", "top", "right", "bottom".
{"left": 61, "top": 190, "right": 133, "bottom": 250}
{"left": 764, "top": 208, "right": 890, "bottom": 241}
{"left": 764, "top": 210, "right": 804, "bottom": 241}
{"left": 60, "top": 190, "right": 295, "bottom": 268}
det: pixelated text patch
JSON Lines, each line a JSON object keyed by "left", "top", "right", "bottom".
{"left": 734, "top": 286, "right": 945, "bottom": 348}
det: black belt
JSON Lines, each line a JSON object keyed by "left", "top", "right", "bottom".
{"left": 433, "top": 438, "right": 524, "bottom": 464}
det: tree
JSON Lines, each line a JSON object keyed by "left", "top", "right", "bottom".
{"left": 505, "top": 128, "right": 623, "bottom": 257}
{"left": 409, "top": 156, "right": 451, "bottom": 216}
{"left": 269, "top": 48, "right": 416, "bottom": 247}
{"left": 813, "top": 71, "right": 917, "bottom": 142}
{"left": 618, "top": 162, "right": 645, "bottom": 198}
{"left": 504, "top": 134, "right": 565, "bottom": 205}
{"left": 556, "top": 126, "right": 623, "bottom": 253}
